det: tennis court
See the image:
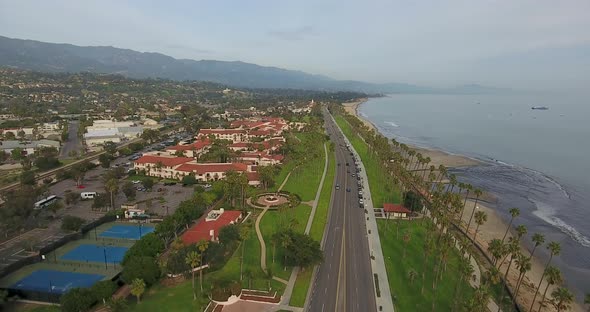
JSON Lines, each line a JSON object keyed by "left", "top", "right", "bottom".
{"left": 98, "top": 224, "right": 155, "bottom": 240}
{"left": 10, "top": 269, "right": 104, "bottom": 294}
{"left": 60, "top": 244, "right": 128, "bottom": 264}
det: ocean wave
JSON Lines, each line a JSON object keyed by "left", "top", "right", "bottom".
{"left": 532, "top": 199, "right": 590, "bottom": 248}
{"left": 384, "top": 121, "right": 399, "bottom": 128}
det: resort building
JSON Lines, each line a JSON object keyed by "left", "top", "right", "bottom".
{"left": 383, "top": 203, "right": 412, "bottom": 219}
{"left": 181, "top": 209, "right": 242, "bottom": 244}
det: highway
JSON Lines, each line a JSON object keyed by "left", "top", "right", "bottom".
{"left": 307, "top": 109, "right": 376, "bottom": 312}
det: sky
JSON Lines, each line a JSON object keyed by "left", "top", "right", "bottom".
{"left": 1, "top": 0, "right": 589, "bottom": 90}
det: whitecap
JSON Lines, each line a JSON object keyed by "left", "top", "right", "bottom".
{"left": 384, "top": 121, "right": 399, "bottom": 128}
{"left": 532, "top": 199, "right": 590, "bottom": 248}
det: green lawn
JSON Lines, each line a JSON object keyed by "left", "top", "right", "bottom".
{"left": 334, "top": 115, "right": 401, "bottom": 207}
{"left": 289, "top": 268, "right": 312, "bottom": 307}
{"left": 259, "top": 204, "right": 311, "bottom": 281}
{"left": 126, "top": 279, "right": 211, "bottom": 312}
{"left": 281, "top": 148, "right": 325, "bottom": 201}
{"left": 309, "top": 149, "right": 336, "bottom": 241}
{"left": 377, "top": 219, "right": 474, "bottom": 312}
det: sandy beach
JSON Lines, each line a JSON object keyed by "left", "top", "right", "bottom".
{"left": 343, "top": 99, "right": 585, "bottom": 312}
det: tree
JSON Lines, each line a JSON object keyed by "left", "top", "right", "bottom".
{"left": 185, "top": 250, "right": 200, "bottom": 300}
{"left": 60, "top": 288, "right": 95, "bottom": 312}
{"left": 466, "top": 188, "right": 483, "bottom": 232}
{"left": 122, "top": 181, "right": 137, "bottom": 201}
{"left": 122, "top": 256, "right": 160, "bottom": 286}
{"left": 182, "top": 174, "right": 198, "bottom": 186}
{"left": 99, "top": 153, "right": 112, "bottom": 168}
{"left": 64, "top": 191, "right": 80, "bottom": 206}
{"left": 20, "top": 170, "right": 36, "bottom": 186}
{"left": 61, "top": 216, "right": 85, "bottom": 231}
{"left": 218, "top": 224, "right": 240, "bottom": 246}
{"left": 281, "top": 230, "right": 323, "bottom": 269}
{"left": 407, "top": 268, "right": 418, "bottom": 284}
{"left": 122, "top": 233, "right": 164, "bottom": 264}
{"left": 539, "top": 266, "right": 562, "bottom": 312}
{"left": 92, "top": 193, "right": 108, "bottom": 211}
{"left": 530, "top": 241, "right": 561, "bottom": 312}
{"left": 103, "top": 141, "right": 118, "bottom": 155}
{"left": 104, "top": 178, "right": 119, "bottom": 210}
{"left": 90, "top": 280, "right": 117, "bottom": 305}
{"left": 143, "top": 178, "right": 155, "bottom": 190}
{"left": 550, "top": 287, "right": 574, "bottom": 312}
{"left": 473, "top": 210, "right": 487, "bottom": 242}
{"left": 107, "top": 297, "right": 128, "bottom": 312}
{"left": 585, "top": 293, "right": 590, "bottom": 312}
{"left": 530, "top": 233, "right": 546, "bottom": 259}
{"left": 197, "top": 241, "right": 209, "bottom": 292}
{"left": 141, "top": 129, "right": 160, "bottom": 144}
{"left": 465, "top": 285, "right": 491, "bottom": 312}
{"left": 502, "top": 207, "right": 520, "bottom": 243}
{"left": 130, "top": 278, "right": 146, "bottom": 304}
{"left": 514, "top": 252, "right": 532, "bottom": 302}
{"left": 487, "top": 239, "right": 507, "bottom": 267}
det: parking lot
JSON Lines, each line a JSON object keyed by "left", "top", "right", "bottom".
{"left": 0, "top": 136, "right": 196, "bottom": 266}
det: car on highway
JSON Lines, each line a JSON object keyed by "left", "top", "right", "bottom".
{"left": 351, "top": 173, "right": 356, "bottom": 177}
{"left": 335, "top": 183, "right": 340, "bottom": 190}
{"left": 346, "top": 188, "right": 351, "bottom": 192}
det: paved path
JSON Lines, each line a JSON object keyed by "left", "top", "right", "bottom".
{"left": 255, "top": 170, "right": 293, "bottom": 285}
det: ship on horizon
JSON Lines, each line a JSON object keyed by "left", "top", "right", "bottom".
{"left": 531, "top": 106, "right": 549, "bottom": 110}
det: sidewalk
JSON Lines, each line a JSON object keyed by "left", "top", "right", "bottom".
{"left": 330, "top": 113, "right": 395, "bottom": 312}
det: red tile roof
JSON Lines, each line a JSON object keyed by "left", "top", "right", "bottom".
{"left": 246, "top": 172, "right": 260, "bottom": 182}
{"left": 383, "top": 203, "right": 411, "bottom": 214}
{"left": 176, "top": 162, "right": 249, "bottom": 174}
{"left": 134, "top": 155, "right": 193, "bottom": 167}
{"left": 199, "top": 129, "right": 245, "bottom": 135}
{"left": 182, "top": 210, "right": 242, "bottom": 244}
{"left": 167, "top": 140, "right": 211, "bottom": 151}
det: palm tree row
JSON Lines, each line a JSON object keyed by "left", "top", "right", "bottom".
{"left": 332, "top": 105, "right": 578, "bottom": 312}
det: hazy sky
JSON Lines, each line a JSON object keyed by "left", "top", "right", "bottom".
{"left": 1, "top": 0, "right": 589, "bottom": 90}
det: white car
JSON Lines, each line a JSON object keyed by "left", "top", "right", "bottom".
{"left": 132, "top": 180, "right": 141, "bottom": 184}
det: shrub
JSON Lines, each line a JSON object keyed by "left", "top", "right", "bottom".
{"left": 61, "top": 215, "right": 85, "bottom": 232}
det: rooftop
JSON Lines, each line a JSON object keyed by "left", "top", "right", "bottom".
{"left": 181, "top": 210, "right": 242, "bottom": 244}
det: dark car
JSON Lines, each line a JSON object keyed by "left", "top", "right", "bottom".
{"left": 346, "top": 188, "right": 351, "bottom": 192}
{"left": 163, "top": 182, "right": 177, "bottom": 186}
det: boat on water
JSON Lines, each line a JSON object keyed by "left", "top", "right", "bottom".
{"left": 531, "top": 106, "right": 549, "bottom": 110}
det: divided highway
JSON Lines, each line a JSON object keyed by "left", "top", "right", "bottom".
{"left": 307, "top": 109, "right": 376, "bottom": 312}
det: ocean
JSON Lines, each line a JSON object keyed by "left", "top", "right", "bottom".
{"left": 358, "top": 93, "right": 590, "bottom": 300}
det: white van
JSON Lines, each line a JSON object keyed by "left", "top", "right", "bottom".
{"left": 81, "top": 192, "right": 97, "bottom": 199}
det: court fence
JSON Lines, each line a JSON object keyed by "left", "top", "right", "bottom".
{"left": 0, "top": 214, "right": 118, "bottom": 302}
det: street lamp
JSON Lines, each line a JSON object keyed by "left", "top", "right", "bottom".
{"left": 103, "top": 248, "right": 108, "bottom": 270}
{"left": 138, "top": 223, "right": 143, "bottom": 238}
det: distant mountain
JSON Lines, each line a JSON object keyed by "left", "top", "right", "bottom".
{"left": 0, "top": 35, "right": 512, "bottom": 94}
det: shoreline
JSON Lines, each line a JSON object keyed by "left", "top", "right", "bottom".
{"left": 343, "top": 98, "right": 585, "bottom": 311}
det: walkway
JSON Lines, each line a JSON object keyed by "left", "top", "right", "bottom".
{"left": 256, "top": 171, "right": 293, "bottom": 285}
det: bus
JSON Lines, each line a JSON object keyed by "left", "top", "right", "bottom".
{"left": 34, "top": 195, "right": 58, "bottom": 210}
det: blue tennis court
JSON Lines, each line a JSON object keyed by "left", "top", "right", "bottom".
{"left": 98, "top": 224, "right": 155, "bottom": 240}
{"left": 11, "top": 269, "right": 104, "bottom": 294}
{"left": 60, "top": 244, "right": 129, "bottom": 264}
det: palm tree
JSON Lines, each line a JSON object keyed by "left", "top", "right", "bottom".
{"left": 538, "top": 266, "right": 562, "bottom": 312}
{"left": 584, "top": 293, "right": 590, "bottom": 312}
{"left": 453, "top": 257, "right": 474, "bottom": 310}
{"left": 185, "top": 251, "right": 199, "bottom": 300}
{"left": 402, "top": 231, "right": 411, "bottom": 259}
{"left": 465, "top": 285, "right": 491, "bottom": 312}
{"left": 530, "top": 233, "right": 545, "bottom": 260}
{"left": 197, "top": 241, "right": 209, "bottom": 292}
{"left": 239, "top": 224, "right": 250, "bottom": 280}
{"left": 466, "top": 188, "right": 483, "bottom": 233}
{"left": 502, "top": 207, "right": 520, "bottom": 243}
{"left": 130, "top": 278, "right": 145, "bottom": 303}
{"left": 514, "top": 252, "right": 532, "bottom": 302}
{"left": 530, "top": 241, "right": 561, "bottom": 312}
{"left": 498, "top": 238, "right": 520, "bottom": 311}
{"left": 488, "top": 238, "right": 507, "bottom": 267}
{"left": 104, "top": 178, "right": 119, "bottom": 211}
{"left": 407, "top": 268, "right": 418, "bottom": 284}
{"left": 473, "top": 210, "right": 488, "bottom": 242}
{"left": 550, "top": 287, "right": 574, "bottom": 312}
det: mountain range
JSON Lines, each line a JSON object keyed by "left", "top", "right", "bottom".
{"left": 0, "top": 35, "right": 511, "bottom": 94}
